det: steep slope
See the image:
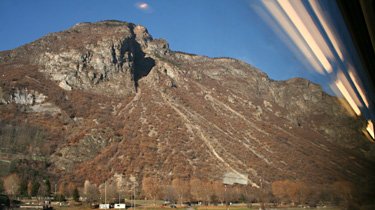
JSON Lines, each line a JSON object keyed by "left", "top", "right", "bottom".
{"left": 0, "top": 20, "right": 374, "bottom": 195}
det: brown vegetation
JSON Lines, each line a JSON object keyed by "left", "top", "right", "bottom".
{"left": 142, "top": 177, "right": 160, "bottom": 205}
{"left": 1, "top": 20, "right": 375, "bottom": 208}
{"left": 3, "top": 173, "right": 20, "bottom": 196}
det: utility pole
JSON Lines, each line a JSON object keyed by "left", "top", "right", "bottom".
{"left": 129, "top": 175, "right": 136, "bottom": 210}
{"left": 260, "top": 178, "right": 265, "bottom": 210}
{"left": 105, "top": 181, "right": 107, "bottom": 208}
{"left": 133, "top": 183, "right": 136, "bottom": 210}
{"left": 225, "top": 184, "right": 229, "bottom": 210}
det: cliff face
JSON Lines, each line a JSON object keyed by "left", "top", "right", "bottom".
{"left": 0, "top": 20, "right": 374, "bottom": 190}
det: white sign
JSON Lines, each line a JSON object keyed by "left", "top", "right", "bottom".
{"left": 114, "top": 203, "right": 126, "bottom": 209}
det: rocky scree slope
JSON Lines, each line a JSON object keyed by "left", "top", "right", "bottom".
{"left": 0, "top": 20, "right": 374, "bottom": 191}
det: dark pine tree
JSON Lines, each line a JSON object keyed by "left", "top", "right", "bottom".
{"left": 72, "top": 188, "right": 80, "bottom": 202}
{"left": 19, "top": 179, "right": 28, "bottom": 197}
{"left": 45, "top": 179, "right": 51, "bottom": 196}
{"left": 31, "top": 181, "right": 40, "bottom": 197}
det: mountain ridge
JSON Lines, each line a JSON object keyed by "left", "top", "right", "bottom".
{"left": 1, "top": 20, "right": 374, "bottom": 200}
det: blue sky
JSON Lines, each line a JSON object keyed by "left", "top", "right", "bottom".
{"left": 0, "top": 0, "right": 329, "bottom": 91}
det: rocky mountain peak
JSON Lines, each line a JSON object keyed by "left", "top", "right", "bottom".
{"left": 0, "top": 21, "right": 170, "bottom": 95}
{"left": 1, "top": 20, "right": 374, "bottom": 202}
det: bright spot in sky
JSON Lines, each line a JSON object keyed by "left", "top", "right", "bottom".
{"left": 136, "top": 2, "right": 149, "bottom": 10}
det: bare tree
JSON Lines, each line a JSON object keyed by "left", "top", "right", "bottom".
{"left": 84, "top": 180, "right": 100, "bottom": 203}
{"left": 66, "top": 182, "right": 76, "bottom": 198}
{"left": 272, "top": 180, "right": 289, "bottom": 204}
{"left": 172, "top": 178, "right": 190, "bottom": 206}
{"left": 212, "top": 181, "right": 225, "bottom": 205}
{"left": 115, "top": 174, "right": 127, "bottom": 203}
{"left": 84, "top": 180, "right": 90, "bottom": 198}
{"left": 142, "top": 177, "right": 160, "bottom": 206}
{"left": 295, "top": 181, "right": 311, "bottom": 205}
{"left": 3, "top": 173, "right": 20, "bottom": 197}
{"left": 272, "top": 180, "right": 315, "bottom": 206}
{"left": 201, "top": 181, "right": 215, "bottom": 205}
{"left": 108, "top": 183, "right": 119, "bottom": 203}
{"left": 226, "top": 185, "right": 241, "bottom": 203}
{"left": 242, "top": 185, "right": 257, "bottom": 207}
{"left": 99, "top": 182, "right": 118, "bottom": 203}
{"left": 4, "top": 173, "right": 20, "bottom": 208}
{"left": 332, "top": 180, "right": 355, "bottom": 209}
{"left": 190, "top": 178, "right": 204, "bottom": 202}
{"left": 27, "top": 181, "right": 33, "bottom": 197}
{"left": 57, "top": 182, "right": 66, "bottom": 195}
{"left": 163, "top": 185, "right": 177, "bottom": 204}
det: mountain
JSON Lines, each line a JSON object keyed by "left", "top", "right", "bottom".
{"left": 0, "top": 20, "right": 374, "bottom": 200}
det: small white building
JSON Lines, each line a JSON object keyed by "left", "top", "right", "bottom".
{"left": 114, "top": 203, "right": 126, "bottom": 209}
{"left": 99, "top": 204, "right": 110, "bottom": 209}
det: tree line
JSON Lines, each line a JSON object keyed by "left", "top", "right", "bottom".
{"left": 0, "top": 174, "right": 360, "bottom": 209}
{"left": 1, "top": 173, "right": 52, "bottom": 198}
{"left": 71, "top": 177, "right": 360, "bottom": 208}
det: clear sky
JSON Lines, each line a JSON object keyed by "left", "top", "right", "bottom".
{"left": 0, "top": 0, "right": 330, "bottom": 92}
